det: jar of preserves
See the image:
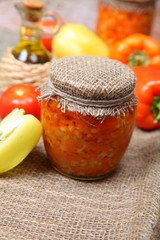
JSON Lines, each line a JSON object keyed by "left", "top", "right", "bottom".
{"left": 39, "top": 56, "right": 137, "bottom": 180}
{"left": 96, "top": 0, "right": 156, "bottom": 47}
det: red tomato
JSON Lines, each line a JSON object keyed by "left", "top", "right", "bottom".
{"left": 41, "top": 18, "right": 57, "bottom": 52}
{"left": 0, "top": 84, "right": 41, "bottom": 120}
{"left": 41, "top": 16, "right": 63, "bottom": 52}
{"left": 41, "top": 37, "right": 52, "bottom": 52}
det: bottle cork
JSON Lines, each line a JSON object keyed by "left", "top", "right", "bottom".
{"left": 23, "top": 0, "right": 44, "bottom": 10}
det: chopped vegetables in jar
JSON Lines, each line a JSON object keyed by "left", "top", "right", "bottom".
{"left": 96, "top": 2, "right": 154, "bottom": 47}
{"left": 41, "top": 99, "right": 136, "bottom": 180}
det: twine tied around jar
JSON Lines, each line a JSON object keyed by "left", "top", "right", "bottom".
{"left": 39, "top": 56, "right": 137, "bottom": 119}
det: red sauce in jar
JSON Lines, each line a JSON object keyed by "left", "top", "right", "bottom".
{"left": 96, "top": 2, "right": 154, "bottom": 47}
{"left": 41, "top": 99, "right": 136, "bottom": 180}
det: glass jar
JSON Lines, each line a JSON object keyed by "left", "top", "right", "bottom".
{"left": 40, "top": 56, "right": 137, "bottom": 180}
{"left": 96, "top": 0, "right": 156, "bottom": 47}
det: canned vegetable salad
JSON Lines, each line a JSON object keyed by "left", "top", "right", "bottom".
{"left": 39, "top": 56, "right": 137, "bottom": 180}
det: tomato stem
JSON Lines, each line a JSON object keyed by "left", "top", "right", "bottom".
{"left": 128, "top": 50, "right": 149, "bottom": 67}
{"left": 0, "top": 108, "right": 25, "bottom": 141}
{"left": 151, "top": 96, "right": 160, "bottom": 122}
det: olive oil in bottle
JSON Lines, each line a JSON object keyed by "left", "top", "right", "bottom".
{"left": 12, "top": 0, "right": 51, "bottom": 64}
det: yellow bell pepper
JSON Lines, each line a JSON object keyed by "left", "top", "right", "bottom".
{"left": 0, "top": 108, "right": 42, "bottom": 173}
{"left": 52, "top": 23, "right": 110, "bottom": 58}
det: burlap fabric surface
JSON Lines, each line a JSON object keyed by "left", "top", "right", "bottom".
{"left": 0, "top": 127, "right": 160, "bottom": 240}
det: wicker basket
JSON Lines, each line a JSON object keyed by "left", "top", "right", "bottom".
{"left": 0, "top": 48, "right": 51, "bottom": 93}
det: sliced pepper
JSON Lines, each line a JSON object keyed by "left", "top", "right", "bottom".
{"left": 133, "top": 66, "right": 160, "bottom": 130}
{"left": 110, "top": 33, "right": 160, "bottom": 67}
{"left": 52, "top": 23, "right": 110, "bottom": 58}
{"left": 0, "top": 108, "right": 42, "bottom": 173}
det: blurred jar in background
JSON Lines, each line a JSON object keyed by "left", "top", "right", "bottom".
{"left": 96, "top": 0, "right": 156, "bottom": 47}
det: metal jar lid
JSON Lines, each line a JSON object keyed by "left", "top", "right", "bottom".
{"left": 39, "top": 56, "right": 137, "bottom": 118}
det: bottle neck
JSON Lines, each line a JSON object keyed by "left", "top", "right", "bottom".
{"left": 19, "top": 19, "right": 42, "bottom": 42}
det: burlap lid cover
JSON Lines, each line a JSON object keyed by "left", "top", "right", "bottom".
{"left": 40, "top": 56, "right": 137, "bottom": 118}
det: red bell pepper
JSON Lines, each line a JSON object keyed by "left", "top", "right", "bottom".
{"left": 110, "top": 33, "right": 160, "bottom": 67}
{"left": 133, "top": 66, "right": 160, "bottom": 130}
